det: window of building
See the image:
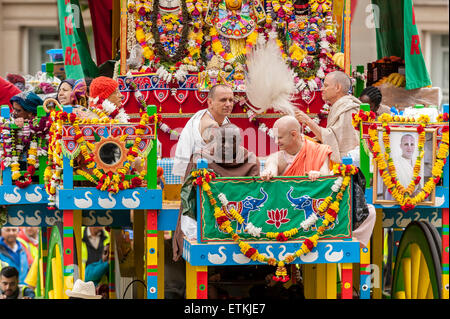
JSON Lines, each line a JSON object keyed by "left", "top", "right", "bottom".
{"left": 430, "top": 33, "right": 449, "bottom": 105}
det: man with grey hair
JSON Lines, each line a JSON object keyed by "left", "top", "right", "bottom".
{"left": 295, "top": 71, "right": 361, "bottom": 163}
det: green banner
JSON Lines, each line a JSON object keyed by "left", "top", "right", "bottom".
{"left": 199, "top": 176, "right": 352, "bottom": 242}
{"left": 403, "top": 0, "right": 432, "bottom": 90}
{"left": 57, "top": 0, "right": 98, "bottom": 79}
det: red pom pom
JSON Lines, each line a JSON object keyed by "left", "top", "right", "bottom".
{"left": 304, "top": 239, "right": 314, "bottom": 251}
{"left": 276, "top": 233, "right": 288, "bottom": 242}
{"left": 244, "top": 248, "right": 257, "bottom": 259}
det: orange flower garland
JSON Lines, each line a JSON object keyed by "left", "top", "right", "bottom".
{"left": 192, "top": 164, "right": 358, "bottom": 282}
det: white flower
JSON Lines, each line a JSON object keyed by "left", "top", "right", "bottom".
{"left": 102, "top": 99, "right": 117, "bottom": 114}
{"left": 116, "top": 109, "right": 130, "bottom": 123}
{"left": 300, "top": 214, "right": 319, "bottom": 231}
{"left": 218, "top": 193, "right": 229, "bottom": 206}
{"left": 245, "top": 222, "right": 262, "bottom": 237}
{"left": 331, "top": 177, "right": 343, "bottom": 192}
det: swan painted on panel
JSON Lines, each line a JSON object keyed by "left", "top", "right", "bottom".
{"left": 207, "top": 246, "right": 227, "bottom": 264}
{"left": 324, "top": 244, "right": 344, "bottom": 262}
{"left": 74, "top": 191, "right": 93, "bottom": 209}
{"left": 277, "top": 245, "right": 289, "bottom": 261}
{"left": 232, "top": 252, "right": 251, "bottom": 264}
{"left": 25, "top": 186, "right": 43, "bottom": 202}
{"left": 259, "top": 245, "right": 274, "bottom": 259}
{"left": 122, "top": 191, "right": 140, "bottom": 208}
{"left": 8, "top": 211, "right": 25, "bottom": 226}
{"left": 430, "top": 211, "right": 442, "bottom": 227}
{"left": 45, "top": 210, "right": 61, "bottom": 226}
{"left": 25, "top": 210, "right": 42, "bottom": 226}
{"left": 396, "top": 212, "right": 412, "bottom": 228}
{"left": 98, "top": 193, "right": 116, "bottom": 209}
{"left": 3, "top": 187, "right": 21, "bottom": 203}
{"left": 82, "top": 210, "right": 96, "bottom": 226}
{"left": 97, "top": 210, "right": 113, "bottom": 226}
{"left": 382, "top": 212, "right": 394, "bottom": 228}
{"left": 299, "top": 248, "right": 319, "bottom": 263}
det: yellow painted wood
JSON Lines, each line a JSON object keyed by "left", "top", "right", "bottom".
{"left": 48, "top": 290, "right": 54, "bottom": 299}
{"left": 410, "top": 244, "right": 421, "bottom": 299}
{"left": 443, "top": 274, "right": 449, "bottom": 299}
{"left": 418, "top": 253, "right": 431, "bottom": 299}
{"left": 326, "top": 263, "right": 337, "bottom": 299}
{"left": 134, "top": 209, "right": 146, "bottom": 299}
{"left": 108, "top": 232, "right": 117, "bottom": 300}
{"left": 395, "top": 291, "right": 406, "bottom": 299}
{"left": 401, "top": 258, "right": 412, "bottom": 299}
{"left": 426, "top": 281, "right": 433, "bottom": 299}
{"left": 303, "top": 264, "right": 316, "bottom": 299}
{"left": 157, "top": 231, "right": 165, "bottom": 299}
{"left": 372, "top": 208, "right": 384, "bottom": 299}
{"left": 53, "top": 245, "right": 63, "bottom": 299}
{"left": 316, "top": 263, "right": 327, "bottom": 299}
{"left": 39, "top": 258, "right": 44, "bottom": 297}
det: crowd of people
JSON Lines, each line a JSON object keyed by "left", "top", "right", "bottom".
{"left": 0, "top": 69, "right": 385, "bottom": 299}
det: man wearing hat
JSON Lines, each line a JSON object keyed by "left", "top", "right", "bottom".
{"left": 10, "top": 91, "right": 44, "bottom": 127}
{"left": 66, "top": 279, "right": 102, "bottom": 299}
{"left": 89, "top": 76, "right": 129, "bottom": 123}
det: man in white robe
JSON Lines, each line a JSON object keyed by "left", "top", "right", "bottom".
{"left": 173, "top": 84, "right": 234, "bottom": 182}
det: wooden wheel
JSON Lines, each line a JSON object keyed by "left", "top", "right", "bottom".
{"left": 391, "top": 221, "right": 442, "bottom": 299}
{"left": 44, "top": 226, "right": 64, "bottom": 299}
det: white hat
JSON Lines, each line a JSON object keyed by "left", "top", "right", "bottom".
{"left": 66, "top": 279, "right": 102, "bottom": 299}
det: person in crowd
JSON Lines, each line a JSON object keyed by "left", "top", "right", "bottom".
{"left": 173, "top": 123, "right": 260, "bottom": 261}
{"left": 56, "top": 79, "right": 76, "bottom": 106}
{"left": 173, "top": 84, "right": 234, "bottom": 182}
{"left": 294, "top": 71, "right": 361, "bottom": 164}
{"left": 359, "top": 86, "right": 391, "bottom": 118}
{"left": 0, "top": 76, "right": 21, "bottom": 112}
{"left": 84, "top": 243, "right": 110, "bottom": 286}
{"left": 0, "top": 266, "right": 35, "bottom": 299}
{"left": 17, "top": 227, "right": 39, "bottom": 266}
{"left": 0, "top": 227, "right": 29, "bottom": 284}
{"left": 88, "top": 76, "right": 128, "bottom": 122}
{"left": 66, "top": 279, "right": 102, "bottom": 299}
{"left": 81, "top": 227, "right": 110, "bottom": 281}
{"left": 10, "top": 91, "right": 44, "bottom": 125}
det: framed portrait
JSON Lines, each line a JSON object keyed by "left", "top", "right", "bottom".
{"left": 373, "top": 126, "right": 437, "bottom": 205}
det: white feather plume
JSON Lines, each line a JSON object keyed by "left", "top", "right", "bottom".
{"left": 245, "top": 39, "right": 297, "bottom": 116}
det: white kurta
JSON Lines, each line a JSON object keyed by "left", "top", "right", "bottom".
{"left": 384, "top": 155, "right": 424, "bottom": 199}
{"left": 172, "top": 109, "right": 230, "bottom": 177}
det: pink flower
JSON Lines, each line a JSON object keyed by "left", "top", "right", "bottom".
{"left": 266, "top": 209, "right": 290, "bottom": 229}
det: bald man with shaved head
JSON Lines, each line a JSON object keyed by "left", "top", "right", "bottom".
{"left": 295, "top": 71, "right": 361, "bottom": 163}
{"left": 261, "top": 115, "right": 332, "bottom": 181}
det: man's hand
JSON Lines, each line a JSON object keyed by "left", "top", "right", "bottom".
{"left": 261, "top": 169, "right": 274, "bottom": 181}
{"left": 294, "top": 109, "right": 310, "bottom": 126}
{"left": 307, "top": 170, "right": 321, "bottom": 181}
{"left": 0, "top": 294, "right": 6, "bottom": 299}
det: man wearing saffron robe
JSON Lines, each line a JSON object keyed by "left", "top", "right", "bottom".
{"left": 261, "top": 115, "right": 375, "bottom": 248}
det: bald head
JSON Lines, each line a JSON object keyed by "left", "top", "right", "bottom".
{"left": 274, "top": 115, "right": 302, "bottom": 133}
{"left": 326, "top": 71, "right": 352, "bottom": 94}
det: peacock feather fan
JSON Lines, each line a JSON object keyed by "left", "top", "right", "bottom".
{"left": 245, "top": 38, "right": 297, "bottom": 116}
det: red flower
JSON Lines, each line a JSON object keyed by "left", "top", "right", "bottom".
{"left": 276, "top": 233, "right": 288, "bottom": 242}
{"left": 27, "top": 165, "right": 36, "bottom": 175}
{"left": 385, "top": 126, "right": 391, "bottom": 134}
{"left": 304, "top": 238, "right": 314, "bottom": 251}
{"left": 327, "top": 208, "right": 337, "bottom": 219}
{"left": 266, "top": 209, "right": 290, "bottom": 229}
{"left": 401, "top": 204, "right": 415, "bottom": 212}
{"left": 434, "top": 177, "right": 440, "bottom": 184}
{"left": 442, "top": 125, "right": 449, "bottom": 132}
{"left": 205, "top": 173, "right": 211, "bottom": 183}
{"left": 417, "top": 125, "right": 425, "bottom": 134}
{"left": 216, "top": 216, "right": 228, "bottom": 225}
{"left": 369, "top": 123, "right": 378, "bottom": 130}
{"left": 369, "top": 111, "right": 376, "bottom": 119}
{"left": 414, "top": 176, "right": 421, "bottom": 185}
{"left": 443, "top": 113, "right": 449, "bottom": 122}
{"left": 131, "top": 177, "right": 142, "bottom": 188}
{"left": 194, "top": 176, "right": 203, "bottom": 186}
{"left": 245, "top": 248, "right": 257, "bottom": 259}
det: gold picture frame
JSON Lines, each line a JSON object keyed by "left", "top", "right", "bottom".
{"left": 93, "top": 136, "right": 128, "bottom": 173}
{"left": 373, "top": 126, "right": 437, "bottom": 206}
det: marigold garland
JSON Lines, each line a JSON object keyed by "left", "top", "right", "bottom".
{"left": 191, "top": 163, "right": 358, "bottom": 282}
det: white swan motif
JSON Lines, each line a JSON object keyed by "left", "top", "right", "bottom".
{"left": 122, "top": 191, "right": 140, "bottom": 208}
{"left": 435, "top": 195, "right": 445, "bottom": 207}
{"left": 25, "top": 186, "right": 43, "bottom": 203}
{"left": 97, "top": 210, "right": 113, "bottom": 226}
{"left": 430, "top": 211, "right": 442, "bottom": 227}
{"left": 277, "top": 245, "right": 289, "bottom": 261}
{"left": 98, "top": 193, "right": 116, "bottom": 209}
{"left": 45, "top": 210, "right": 61, "bottom": 226}
{"left": 207, "top": 246, "right": 227, "bottom": 264}
{"left": 232, "top": 252, "right": 251, "bottom": 264}
{"left": 3, "top": 187, "right": 21, "bottom": 203}
{"left": 299, "top": 248, "right": 319, "bottom": 263}
{"left": 382, "top": 212, "right": 394, "bottom": 228}
{"left": 8, "top": 211, "right": 25, "bottom": 226}
{"left": 82, "top": 210, "right": 96, "bottom": 226}
{"left": 74, "top": 191, "right": 93, "bottom": 209}
{"left": 259, "top": 245, "right": 274, "bottom": 259}
{"left": 25, "top": 210, "right": 42, "bottom": 226}
{"left": 324, "top": 244, "right": 344, "bottom": 262}
{"left": 396, "top": 212, "right": 412, "bottom": 228}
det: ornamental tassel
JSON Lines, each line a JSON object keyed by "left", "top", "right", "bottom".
{"left": 273, "top": 262, "right": 290, "bottom": 283}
